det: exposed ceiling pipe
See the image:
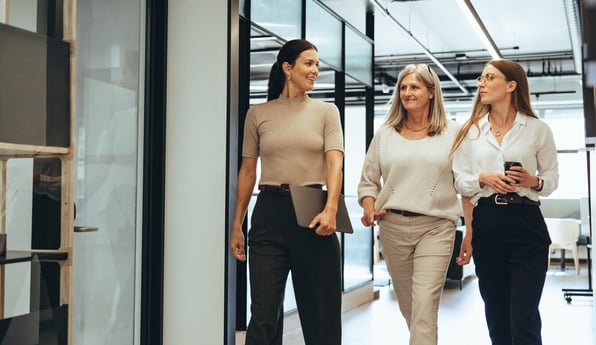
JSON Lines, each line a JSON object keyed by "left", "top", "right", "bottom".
{"left": 371, "top": 0, "right": 471, "bottom": 96}
{"left": 563, "top": 0, "right": 583, "bottom": 74}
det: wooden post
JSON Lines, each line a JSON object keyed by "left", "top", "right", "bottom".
{"left": 62, "top": 1, "right": 76, "bottom": 344}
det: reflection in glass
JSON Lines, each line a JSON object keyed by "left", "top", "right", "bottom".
{"left": 306, "top": 0, "right": 342, "bottom": 70}
{"left": 73, "top": 1, "right": 142, "bottom": 344}
{"left": 345, "top": 26, "right": 373, "bottom": 87}
{"left": 343, "top": 105, "right": 373, "bottom": 289}
{"left": 0, "top": 258, "right": 67, "bottom": 345}
{"left": 32, "top": 158, "right": 62, "bottom": 250}
{"left": 251, "top": 0, "right": 301, "bottom": 41}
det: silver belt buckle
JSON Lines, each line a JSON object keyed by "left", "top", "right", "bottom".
{"left": 494, "top": 194, "right": 508, "bottom": 205}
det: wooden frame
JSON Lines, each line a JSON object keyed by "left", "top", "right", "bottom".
{"left": 0, "top": 0, "right": 76, "bottom": 343}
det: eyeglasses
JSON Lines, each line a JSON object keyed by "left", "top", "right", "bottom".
{"left": 409, "top": 64, "right": 432, "bottom": 74}
{"left": 475, "top": 73, "right": 504, "bottom": 85}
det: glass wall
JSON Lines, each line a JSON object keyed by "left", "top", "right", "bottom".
{"left": 251, "top": 0, "right": 301, "bottom": 40}
{"left": 73, "top": 0, "right": 143, "bottom": 344}
{"left": 345, "top": 25, "right": 373, "bottom": 87}
{"left": 343, "top": 104, "right": 374, "bottom": 289}
{"left": 306, "top": 0, "right": 342, "bottom": 70}
{"left": 540, "top": 112, "right": 588, "bottom": 199}
{"left": 242, "top": 0, "right": 374, "bottom": 322}
{"left": 342, "top": 25, "right": 374, "bottom": 290}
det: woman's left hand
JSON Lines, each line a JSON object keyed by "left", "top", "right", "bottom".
{"left": 506, "top": 166, "right": 538, "bottom": 188}
{"left": 310, "top": 209, "right": 337, "bottom": 236}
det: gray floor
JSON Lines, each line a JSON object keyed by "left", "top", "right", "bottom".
{"left": 237, "top": 260, "right": 594, "bottom": 345}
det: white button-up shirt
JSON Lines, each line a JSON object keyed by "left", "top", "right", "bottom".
{"left": 452, "top": 112, "right": 559, "bottom": 205}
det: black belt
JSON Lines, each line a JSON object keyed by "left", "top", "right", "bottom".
{"left": 258, "top": 183, "right": 323, "bottom": 195}
{"left": 387, "top": 209, "right": 423, "bottom": 217}
{"left": 478, "top": 193, "right": 540, "bottom": 206}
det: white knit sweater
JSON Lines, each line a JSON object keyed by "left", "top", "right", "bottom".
{"left": 357, "top": 120, "right": 461, "bottom": 223}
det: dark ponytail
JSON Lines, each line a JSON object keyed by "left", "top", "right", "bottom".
{"left": 266, "top": 39, "right": 317, "bottom": 101}
{"left": 267, "top": 62, "right": 284, "bottom": 101}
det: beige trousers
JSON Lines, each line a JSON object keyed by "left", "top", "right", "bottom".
{"left": 378, "top": 213, "right": 455, "bottom": 345}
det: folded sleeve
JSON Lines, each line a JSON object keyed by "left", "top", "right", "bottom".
{"left": 452, "top": 139, "right": 482, "bottom": 197}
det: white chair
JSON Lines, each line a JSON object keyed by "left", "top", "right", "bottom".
{"left": 545, "top": 218, "right": 581, "bottom": 275}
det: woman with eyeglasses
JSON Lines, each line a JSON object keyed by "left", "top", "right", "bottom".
{"left": 450, "top": 59, "right": 559, "bottom": 345}
{"left": 358, "top": 64, "right": 461, "bottom": 345}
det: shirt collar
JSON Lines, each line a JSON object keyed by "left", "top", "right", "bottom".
{"left": 480, "top": 111, "right": 527, "bottom": 133}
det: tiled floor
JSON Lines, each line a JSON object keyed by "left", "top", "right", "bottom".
{"left": 341, "top": 262, "right": 593, "bottom": 345}
{"left": 237, "top": 260, "right": 594, "bottom": 345}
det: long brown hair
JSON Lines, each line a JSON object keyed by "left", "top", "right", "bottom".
{"left": 384, "top": 64, "right": 448, "bottom": 136}
{"left": 450, "top": 59, "right": 537, "bottom": 155}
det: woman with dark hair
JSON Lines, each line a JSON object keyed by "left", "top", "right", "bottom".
{"left": 230, "top": 39, "right": 343, "bottom": 345}
{"left": 451, "top": 59, "right": 559, "bottom": 345}
{"left": 358, "top": 64, "right": 460, "bottom": 345}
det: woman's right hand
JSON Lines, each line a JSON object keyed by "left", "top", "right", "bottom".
{"left": 456, "top": 233, "right": 473, "bottom": 266}
{"left": 230, "top": 228, "right": 246, "bottom": 262}
{"left": 361, "top": 208, "right": 386, "bottom": 227}
{"left": 360, "top": 196, "right": 385, "bottom": 226}
{"left": 479, "top": 172, "right": 516, "bottom": 194}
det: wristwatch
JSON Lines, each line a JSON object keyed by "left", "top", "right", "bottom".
{"left": 532, "top": 176, "right": 544, "bottom": 191}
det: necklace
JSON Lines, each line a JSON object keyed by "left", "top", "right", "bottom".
{"left": 491, "top": 127, "right": 503, "bottom": 137}
{"left": 489, "top": 116, "right": 513, "bottom": 138}
{"left": 490, "top": 123, "right": 513, "bottom": 137}
{"left": 404, "top": 122, "right": 428, "bottom": 132}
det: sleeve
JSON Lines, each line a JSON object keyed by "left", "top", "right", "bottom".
{"left": 242, "top": 108, "right": 259, "bottom": 158}
{"left": 452, "top": 136, "right": 483, "bottom": 197}
{"left": 323, "top": 103, "right": 344, "bottom": 153}
{"left": 536, "top": 123, "right": 559, "bottom": 196}
{"left": 357, "top": 130, "right": 383, "bottom": 206}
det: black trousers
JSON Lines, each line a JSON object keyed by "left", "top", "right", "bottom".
{"left": 472, "top": 203, "right": 551, "bottom": 345}
{"left": 245, "top": 191, "right": 342, "bottom": 345}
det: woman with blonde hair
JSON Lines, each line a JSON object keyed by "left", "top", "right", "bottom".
{"left": 358, "top": 64, "right": 461, "bottom": 345}
{"left": 451, "top": 59, "right": 559, "bottom": 345}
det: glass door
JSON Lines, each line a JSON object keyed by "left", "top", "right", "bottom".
{"left": 72, "top": 1, "right": 144, "bottom": 344}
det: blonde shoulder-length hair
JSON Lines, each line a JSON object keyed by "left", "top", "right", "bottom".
{"left": 450, "top": 59, "right": 538, "bottom": 156}
{"left": 383, "top": 64, "right": 448, "bottom": 136}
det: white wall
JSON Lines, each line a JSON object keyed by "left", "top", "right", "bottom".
{"left": 164, "top": 1, "right": 229, "bottom": 344}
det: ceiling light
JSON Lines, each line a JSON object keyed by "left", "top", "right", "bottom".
{"left": 563, "top": 0, "right": 582, "bottom": 74}
{"left": 250, "top": 35, "right": 276, "bottom": 41}
{"left": 455, "top": 53, "right": 468, "bottom": 60}
{"left": 456, "top": 0, "right": 502, "bottom": 60}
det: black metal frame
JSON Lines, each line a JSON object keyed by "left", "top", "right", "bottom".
{"left": 140, "top": 0, "right": 168, "bottom": 344}
{"left": 561, "top": 150, "right": 593, "bottom": 303}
